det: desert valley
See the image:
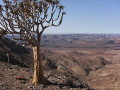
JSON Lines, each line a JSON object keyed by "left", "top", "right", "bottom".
{"left": 1, "top": 34, "right": 120, "bottom": 90}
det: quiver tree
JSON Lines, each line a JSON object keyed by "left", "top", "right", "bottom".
{"left": 0, "top": 0, "right": 65, "bottom": 84}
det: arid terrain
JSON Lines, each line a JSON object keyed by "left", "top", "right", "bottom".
{"left": 1, "top": 34, "right": 120, "bottom": 90}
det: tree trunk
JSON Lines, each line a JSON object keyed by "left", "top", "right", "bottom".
{"left": 32, "top": 46, "right": 46, "bottom": 84}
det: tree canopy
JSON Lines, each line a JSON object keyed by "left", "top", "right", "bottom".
{"left": 0, "top": 0, "right": 65, "bottom": 46}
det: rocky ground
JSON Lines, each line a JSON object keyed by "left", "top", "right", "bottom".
{"left": 0, "top": 61, "right": 93, "bottom": 90}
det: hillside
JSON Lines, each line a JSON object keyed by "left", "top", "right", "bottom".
{"left": 0, "top": 36, "right": 111, "bottom": 89}
{"left": 87, "top": 63, "right": 120, "bottom": 90}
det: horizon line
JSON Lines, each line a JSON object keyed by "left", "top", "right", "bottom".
{"left": 43, "top": 33, "right": 120, "bottom": 35}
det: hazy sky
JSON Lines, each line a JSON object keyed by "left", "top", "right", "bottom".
{"left": 45, "top": 0, "right": 120, "bottom": 34}
{"left": 0, "top": 0, "right": 120, "bottom": 34}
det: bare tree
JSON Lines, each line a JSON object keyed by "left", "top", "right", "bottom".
{"left": 0, "top": 0, "right": 65, "bottom": 84}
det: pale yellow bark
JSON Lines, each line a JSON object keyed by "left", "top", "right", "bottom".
{"left": 32, "top": 46, "right": 46, "bottom": 84}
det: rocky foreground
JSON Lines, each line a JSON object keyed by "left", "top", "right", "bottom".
{"left": 0, "top": 61, "right": 92, "bottom": 90}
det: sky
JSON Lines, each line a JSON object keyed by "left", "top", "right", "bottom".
{"left": 0, "top": 0, "right": 120, "bottom": 34}
{"left": 45, "top": 0, "right": 120, "bottom": 34}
